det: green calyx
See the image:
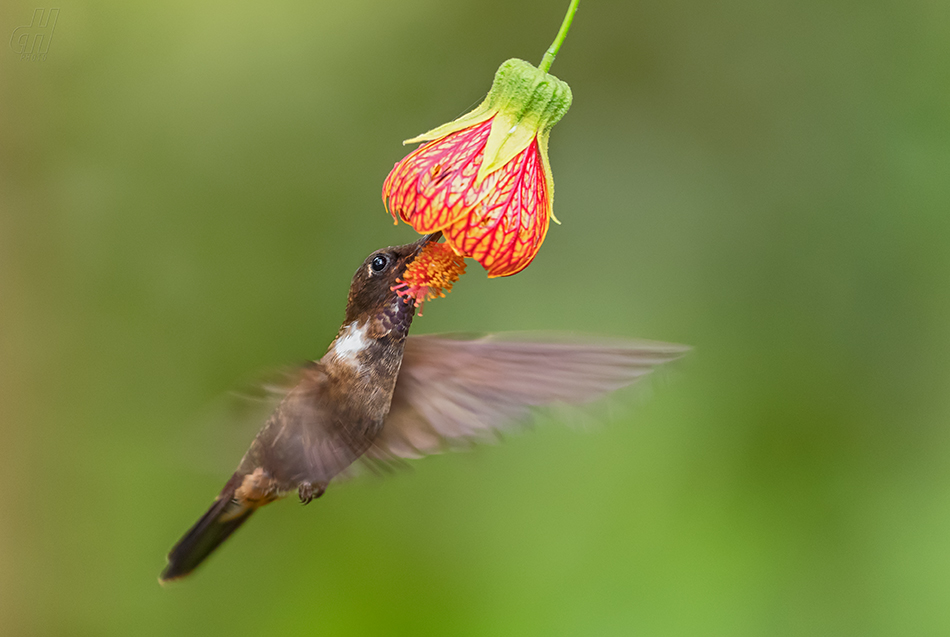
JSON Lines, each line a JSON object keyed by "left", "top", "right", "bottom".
{"left": 483, "top": 58, "right": 572, "bottom": 136}
{"left": 404, "top": 58, "right": 572, "bottom": 184}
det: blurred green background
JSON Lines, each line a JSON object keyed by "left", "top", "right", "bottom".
{"left": 2, "top": 0, "right": 950, "bottom": 634}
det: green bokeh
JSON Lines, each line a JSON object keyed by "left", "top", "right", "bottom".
{"left": 2, "top": 1, "right": 949, "bottom": 635}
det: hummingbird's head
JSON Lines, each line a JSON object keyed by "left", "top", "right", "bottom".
{"left": 343, "top": 232, "right": 442, "bottom": 326}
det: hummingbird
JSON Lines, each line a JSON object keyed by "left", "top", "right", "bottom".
{"left": 160, "top": 232, "right": 687, "bottom": 582}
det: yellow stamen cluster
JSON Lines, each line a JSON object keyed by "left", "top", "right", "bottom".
{"left": 392, "top": 242, "right": 466, "bottom": 313}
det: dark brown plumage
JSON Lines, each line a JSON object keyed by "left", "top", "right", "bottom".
{"left": 160, "top": 234, "right": 687, "bottom": 582}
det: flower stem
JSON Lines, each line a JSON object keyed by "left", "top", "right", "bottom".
{"left": 539, "top": 0, "right": 579, "bottom": 73}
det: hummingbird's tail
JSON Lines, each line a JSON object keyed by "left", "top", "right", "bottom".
{"left": 160, "top": 480, "right": 255, "bottom": 583}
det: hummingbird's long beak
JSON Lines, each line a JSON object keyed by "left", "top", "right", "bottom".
{"left": 413, "top": 231, "right": 443, "bottom": 254}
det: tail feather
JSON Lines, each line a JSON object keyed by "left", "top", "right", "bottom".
{"left": 160, "top": 484, "right": 255, "bottom": 583}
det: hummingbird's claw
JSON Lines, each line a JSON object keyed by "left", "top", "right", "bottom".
{"left": 298, "top": 482, "right": 326, "bottom": 505}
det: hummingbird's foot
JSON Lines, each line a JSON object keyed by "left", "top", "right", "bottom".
{"left": 298, "top": 482, "right": 327, "bottom": 505}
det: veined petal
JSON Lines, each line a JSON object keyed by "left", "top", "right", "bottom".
{"left": 443, "top": 139, "right": 550, "bottom": 278}
{"left": 383, "top": 119, "right": 495, "bottom": 233}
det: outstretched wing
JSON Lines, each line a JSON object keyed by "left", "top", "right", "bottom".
{"left": 368, "top": 333, "right": 688, "bottom": 460}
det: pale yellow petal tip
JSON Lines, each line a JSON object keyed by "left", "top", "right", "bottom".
{"left": 402, "top": 131, "right": 436, "bottom": 146}
{"left": 402, "top": 107, "right": 495, "bottom": 146}
{"left": 403, "top": 131, "right": 445, "bottom": 145}
{"left": 403, "top": 130, "right": 440, "bottom": 145}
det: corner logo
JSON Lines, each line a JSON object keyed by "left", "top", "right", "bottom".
{"left": 10, "top": 8, "right": 59, "bottom": 61}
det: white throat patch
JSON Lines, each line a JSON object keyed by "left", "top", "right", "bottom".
{"left": 329, "top": 322, "right": 370, "bottom": 369}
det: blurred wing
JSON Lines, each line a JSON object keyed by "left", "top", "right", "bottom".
{"left": 369, "top": 333, "right": 689, "bottom": 460}
{"left": 237, "top": 364, "right": 370, "bottom": 488}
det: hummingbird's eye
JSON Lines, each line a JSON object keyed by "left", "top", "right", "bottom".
{"left": 370, "top": 254, "right": 390, "bottom": 273}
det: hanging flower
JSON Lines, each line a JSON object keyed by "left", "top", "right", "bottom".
{"left": 382, "top": 4, "right": 576, "bottom": 278}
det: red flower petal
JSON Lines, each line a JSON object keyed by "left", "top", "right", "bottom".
{"left": 383, "top": 119, "right": 495, "bottom": 233}
{"left": 442, "top": 139, "right": 550, "bottom": 277}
